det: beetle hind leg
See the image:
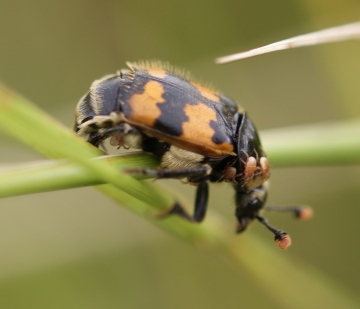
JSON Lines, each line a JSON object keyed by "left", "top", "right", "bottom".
{"left": 154, "top": 181, "right": 209, "bottom": 223}
{"left": 87, "top": 123, "right": 143, "bottom": 149}
{"left": 193, "top": 181, "right": 209, "bottom": 222}
{"left": 88, "top": 126, "right": 124, "bottom": 147}
{"left": 156, "top": 201, "right": 194, "bottom": 222}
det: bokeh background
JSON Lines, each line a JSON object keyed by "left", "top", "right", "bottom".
{"left": 1, "top": 1, "right": 360, "bottom": 308}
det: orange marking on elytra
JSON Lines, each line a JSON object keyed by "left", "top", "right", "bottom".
{"left": 181, "top": 103, "right": 233, "bottom": 154}
{"left": 191, "top": 82, "right": 219, "bottom": 102}
{"left": 128, "top": 81, "right": 164, "bottom": 126}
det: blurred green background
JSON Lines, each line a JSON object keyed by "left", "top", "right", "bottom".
{"left": 1, "top": 0, "right": 360, "bottom": 308}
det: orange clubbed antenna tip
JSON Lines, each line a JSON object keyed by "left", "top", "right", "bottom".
{"left": 256, "top": 216, "right": 292, "bottom": 250}
{"left": 275, "top": 233, "right": 292, "bottom": 250}
{"left": 295, "top": 206, "right": 313, "bottom": 220}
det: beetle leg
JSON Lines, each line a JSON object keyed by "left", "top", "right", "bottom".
{"left": 124, "top": 166, "right": 209, "bottom": 179}
{"left": 88, "top": 123, "right": 142, "bottom": 150}
{"left": 156, "top": 201, "right": 194, "bottom": 222}
{"left": 193, "top": 181, "right": 209, "bottom": 222}
{"left": 155, "top": 182, "right": 209, "bottom": 223}
{"left": 88, "top": 125, "right": 127, "bottom": 146}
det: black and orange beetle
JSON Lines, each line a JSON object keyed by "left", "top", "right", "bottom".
{"left": 74, "top": 61, "right": 310, "bottom": 249}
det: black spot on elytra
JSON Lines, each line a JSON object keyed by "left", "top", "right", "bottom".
{"left": 153, "top": 89, "right": 189, "bottom": 136}
{"left": 210, "top": 119, "right": 231, "bottom": 145}
{"left": 152, "top": 72, "right": 216, "bottom": 136}
{"left": 209, "top": 100, "right": 235, "bottom": 146}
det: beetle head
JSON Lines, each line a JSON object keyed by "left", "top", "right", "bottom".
{"left": 235, "top": 181, "right": 268, "bottom": 233}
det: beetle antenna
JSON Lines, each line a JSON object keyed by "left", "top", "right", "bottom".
{"left": 265, "top": 205, "right": 313, "bottom": 220}
{"left": 256, "top": 216, "right": 291, "bottom": 250}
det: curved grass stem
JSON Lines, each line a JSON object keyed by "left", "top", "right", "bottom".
{"left": 1, "top": 83, "right": 360, "bottom": 308}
